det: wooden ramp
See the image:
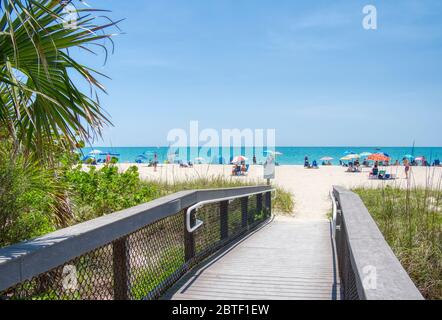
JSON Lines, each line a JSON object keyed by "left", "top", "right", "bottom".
{"left": 163, "top": 219, "right": 340, "bottom": 300}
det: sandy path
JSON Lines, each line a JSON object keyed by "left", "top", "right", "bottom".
{"left": 110, "top": 163, "right": 442, "bottom": 220}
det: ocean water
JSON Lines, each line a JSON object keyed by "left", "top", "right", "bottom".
{"left": 81, "top": 146, "right": 442, "bottom": 165}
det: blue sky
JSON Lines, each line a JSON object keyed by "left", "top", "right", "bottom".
{"left": 78, "top": 0, "right": 442, "bottom": 147}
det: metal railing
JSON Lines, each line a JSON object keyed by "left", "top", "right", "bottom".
{"left": 332, "top": 186, "right": 424, "bottom": 300}
{"left": 0, "top": 186, "right": 273, "bottom": 300}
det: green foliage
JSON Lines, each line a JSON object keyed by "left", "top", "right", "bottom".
{"left": 0, "top": 0, "right": 120, "bottom": 160}
{"left": 0, "top": 145, "right": 57, "bottom": 247}
{"left": 354, "top": 186, "right": 442, "bottom": 300}
{"left": 272, "top": 187, "right": 295, "bottom": 214}
{"left": 154, "top": 175, "right": 294, "bottom": 215}
{"left": 65, "top": 165, "right": 162, "bottom": 221}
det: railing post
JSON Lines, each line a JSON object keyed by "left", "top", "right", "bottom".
{"left": 265, "top": 191, "right": 271, "bottom": 218}
{"left": 220, "top": 201, "right": 229, "bottom": 240}
{"left": 184, "top": 208, "right": 196, "bottom": 262}
{"left": 113, "top": 237, "right": 128, "bottom": 300}
{"left": 256, "top": 193, "right": 263, "bottom": 219}
{"left": 241, "top": 197, "right": 248, "bottom": 228}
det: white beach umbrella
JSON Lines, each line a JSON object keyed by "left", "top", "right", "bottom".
{"left": 320, "top": 157, "right": 334, "bottom": 161}
{"left": 341, "top": 154, "right": 360, "bottom": 161}
{"left": 231, "top": 156, "right": 248, "bottom": 163}
{"left": 88, "top": 149, "right": 103, "bottom": 155}
{"left": 264, "top": 150, "right": 283, "bottom": 155}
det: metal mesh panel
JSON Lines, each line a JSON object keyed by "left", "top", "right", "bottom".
{"left": 335, "top": 198, "right": 360, "bottom": 300}
{"left": 127, "top": 211, "right": 185, "bottom": 300}
{"left": 1, "top": 244, "right": 114, "bottom": 300}
{"left": 248, "top": 194, "right": 264, "bottom": 226}
{"left": 0, "top": 191, "right": 271, "bottom": 300}
{"left": 194, "top": 203, "right": 221, "bottom": 257}
{"left": 227, "top": 198, "right": 244, "bottom": 236}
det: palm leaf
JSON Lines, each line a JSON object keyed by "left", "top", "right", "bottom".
{"left": 0, "top": 0, "right": 120, "bottom": 159}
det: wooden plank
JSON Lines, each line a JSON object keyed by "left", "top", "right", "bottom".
{"left": 163, "top": 219, "right": 341, "bottom": 300}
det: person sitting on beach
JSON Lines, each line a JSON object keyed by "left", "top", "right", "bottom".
{"left": 231, "top": 164, "right": 240, "bottom": 175}
{"left": 304, "top": 156, "right": 309, "bottom": 168}
{"left": 312, "top": 160, "right": 318, "bottom": 168}
{"left": 241, "top": 162, "right": 247, "bottom": 173}
{"left": 371, "top": 163, "right": 379, "bottom": 176}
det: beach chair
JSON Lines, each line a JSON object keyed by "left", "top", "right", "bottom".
{"left": 377, "top": 170, "right": 386, "bottom": 179}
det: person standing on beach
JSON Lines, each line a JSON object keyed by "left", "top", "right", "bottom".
{"left": 154, "top": 152, "right": 158, "bottom": 172}
{"left": 404, "top": 158, "right": 410, "bottom": 179}
{"left": 253, "top": 154, "right": 257, "bottom": 165}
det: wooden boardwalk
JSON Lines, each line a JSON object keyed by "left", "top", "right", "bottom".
{"left": 163, "top": 218, "right": 340, "bottom": 300}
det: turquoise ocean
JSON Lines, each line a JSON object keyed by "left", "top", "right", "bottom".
{"left": 81, "top": 147, "right": 442, "bottom": 165}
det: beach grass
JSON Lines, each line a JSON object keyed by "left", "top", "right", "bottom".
{"left": 353, "top": 185, "right": 442, "bottom": 300}
{"left": 151, "top": 175, "right": 294, "bottom": 215}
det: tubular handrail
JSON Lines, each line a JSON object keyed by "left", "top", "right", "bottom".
{"left": 329, "top": 189, "right": 338, "bottom": 239}
{"left": 186, "top": 189, "right": 275, "bottom": 233}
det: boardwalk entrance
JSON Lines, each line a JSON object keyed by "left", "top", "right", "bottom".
{"left": 164, "top": 218, "right": 340, "bottom": 300}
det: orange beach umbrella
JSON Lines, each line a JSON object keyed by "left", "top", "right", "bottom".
{"left": 367, "top": 153, "right": 390, "bottom": 162}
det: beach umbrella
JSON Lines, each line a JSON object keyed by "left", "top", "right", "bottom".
{"left": 88, "top": 149, "right": 103, "bottom": 155}
{"left": 347, "top": 154, "right": 360, "bottom": 160}
{"left": 403, "top": 154, "right": 414, "bottom": 159}
{"left": 320, "top": 157, "right": 334, "bottom": 161}
{"left": 231, "top": 156, "right": 248, "bottom": 163}
{"left": 264, "top": 150, "right": 283, "bottom": 155}
{"left": 100, "top": 152, "right": 120, "bottom": 156}
{"left": 136, "top": 154, "right": 148, "bottom": 159}
{"left": 340, "top": 155, "right": 359, "bottom": 161}
{"left": 367, "top": 153, "right": 390, "bottom": 162}
{"left": 414, "top": 156, "right": 424, "bottom": 161}
{"left": 359, "top": 152, "right": 372, "bottom": 157}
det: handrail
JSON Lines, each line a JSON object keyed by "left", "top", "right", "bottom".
{"left": 329, "top": 189, "right": 338, "bottom": 239}
{"left": 0, "top": 185, "right": 272, "bottom": 293}
{"left": 186, "top": 189, "right": 275, "bottom": 233}
{"left": 332, "top": 186, "right": 424, "bottom": 300}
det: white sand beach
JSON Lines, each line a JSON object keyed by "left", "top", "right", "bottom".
{"left": 106, "top": 164, "right": 442, "bottom": 220}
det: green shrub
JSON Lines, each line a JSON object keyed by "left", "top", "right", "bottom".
{"left": 65, "top": 165, "right": 161, "bottom": 221}
{"left": 0, "top": 151, "right": 57, "bottom": 247}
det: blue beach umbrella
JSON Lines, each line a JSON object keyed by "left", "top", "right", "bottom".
{"left": 403, "top": 154, "right": 414, "bottom": 159}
